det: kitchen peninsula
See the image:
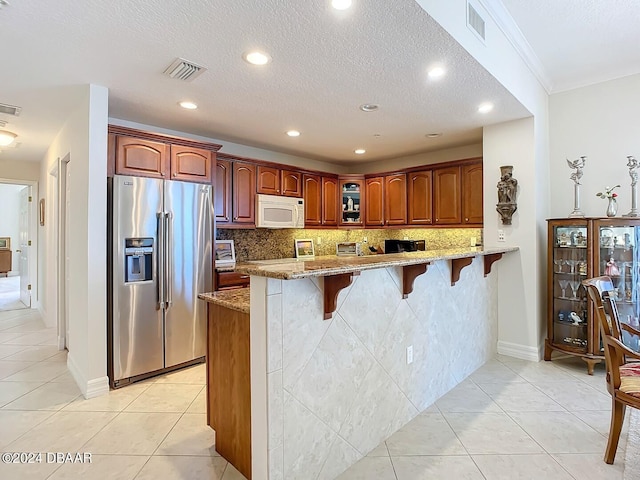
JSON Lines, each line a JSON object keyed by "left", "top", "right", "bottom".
{"left": 200, "top": 245, "right": 517, "bottom": 479}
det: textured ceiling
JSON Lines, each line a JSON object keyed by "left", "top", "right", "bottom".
{"left": 12, "top": 0, "right": 640, "bottom": 163}
{"left": 1, "top": 0, "right": 532, "bottom": 164}
{"left": 501, "top": 0, "right": 640, "bottom": 92}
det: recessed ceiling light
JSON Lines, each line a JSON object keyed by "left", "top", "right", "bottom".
{"left": 0, "top": 130, "right": 17, "bottom": 146}
{"left": 359, "top": 104, "right": 379, "bottom": 112}
{"left": 354, "top": 149, "right": 366, "bottom": 155}
{"left": 428, "top": 67, "right": 446, "bottom": 79}
{"left": 332, "top": 0, "right": 352, "bottom": 10}
{"left": 243, "top": 51, "right": 272, "bottom": 66}
{"left": 179, "top": 101, "right": 198, "bottom": 110}
{"left": 478, "top": 102, "right": 494, "bottom": 113}
{"left": 286, "top": 130, "right": 301, "bottom": 137}
{"left": 426, "top": 133, "right": 442, "bottom": 138}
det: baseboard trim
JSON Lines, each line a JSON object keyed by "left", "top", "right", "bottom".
{"left": 497, "top": 340, "right": 542, "bottom": 362}
{"left": 67, "top": 352, "right": 110, "bottom": 399}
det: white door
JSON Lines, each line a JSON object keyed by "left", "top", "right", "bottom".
{"left": 18, "top": 187, "right": 31, "bottom": 307}
{"left": 64, "top": 161, "right": 71, "bottom": 347}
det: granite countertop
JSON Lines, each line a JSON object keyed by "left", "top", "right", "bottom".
{"left": 199, "top": 288, "right": 250, "bottom": 313}
{"left": 233, "top": 246, "right": 519, "bottom": 280}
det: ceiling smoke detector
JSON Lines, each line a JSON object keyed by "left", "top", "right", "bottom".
{"left": 0, "top": 103, "right": 21, "bottom": 116}
{"left": 163, "top": 58, "right": 207, "bottom": 82}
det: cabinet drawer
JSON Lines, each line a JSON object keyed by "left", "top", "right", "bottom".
{"left": 216, "top": 271, "right": 250, "bottom": 289}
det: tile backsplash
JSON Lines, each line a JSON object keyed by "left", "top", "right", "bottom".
{"left": 216, "top": 227, "right": 483, "bottom": 261}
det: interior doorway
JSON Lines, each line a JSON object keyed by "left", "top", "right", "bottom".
{"left": 0, "top": 180, "right": 37, "bottom": 312}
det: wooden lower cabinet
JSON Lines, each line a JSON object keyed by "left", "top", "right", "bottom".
{"left": 207, "top": 304, "right": 251, "bottom": 479}
{"left": 433, "top": 166, "right": 461, "bottom": 225}
{"left": 215, "top": 271, "right": 250, "bottom": 290}
{"left": 0, "top": 250, "right": 11, "bottom": 275}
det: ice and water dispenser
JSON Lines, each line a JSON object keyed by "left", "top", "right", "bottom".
{"left": 124, "top": 238, "right": 153, "bottom": 283}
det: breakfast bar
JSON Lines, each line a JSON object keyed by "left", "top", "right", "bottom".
{"left": 200, "top": 246, "right": 518, "bottom": 480}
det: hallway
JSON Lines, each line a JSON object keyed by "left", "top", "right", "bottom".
{"left": 0, "top": 276, "right": 28, "bottom": 312}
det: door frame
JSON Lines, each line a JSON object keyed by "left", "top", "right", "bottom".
{"left": 0, "top": 177, "right": 38, "bottom": 311}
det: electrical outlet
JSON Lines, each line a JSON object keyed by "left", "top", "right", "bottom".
{"left": 470, "top": 236, "right": 476, "bottom": 247}
{"left": 497, "top": 230, "right": 505, "bottom": 242}
{"left": 363, "top": 236, "right": 368, "bottom": 243}
{"left": 317, "top": 236, "right": 322, "bottom": 245}
{"left": 406, "top": 345, "right": 414, "bottom": 364}
{"left": 403, "top": 236, "right": 409, "bottom": 240}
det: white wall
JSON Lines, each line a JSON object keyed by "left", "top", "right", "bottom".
{"left": 417, "top": 0, "right": 550, "bottom": 360}
{"left": 0, "top": 159, "right": 41, "bottom": 182}
{"left": 39, "top": 84, "right": 109, "bottom": 399}
{"left": 550, "top": 74, "right": 640, "bottom": 218}
{"left": 0, "top": 183, "right": 23, "bottom": 275}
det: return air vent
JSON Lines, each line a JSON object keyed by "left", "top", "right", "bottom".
{"left": 163, "top": 58, "right": 207, "bottom": 82}
{"left": 0, "top": 103, "right": 21, "bottom": 116}
{"left": 467, "top": 2, "right": 486, "bottom": 42}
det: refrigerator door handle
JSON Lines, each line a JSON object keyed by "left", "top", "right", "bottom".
{"left": 157, "top": 212, "right": 166, "bottom": 310}
{"left": 166, "top": 211, "right": 173, "bottom": 308}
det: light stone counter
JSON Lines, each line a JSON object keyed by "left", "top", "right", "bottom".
{"left": 235, "top": 246, "right": 518, "bottom": 280}
{"left": 247, "top": 246, "right": 519, "bottom": 479}
{"left": 198, "top": 289, "right": 250, "bottom": 313}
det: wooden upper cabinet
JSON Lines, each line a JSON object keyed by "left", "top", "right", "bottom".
{"left": 115, "top": 137, "right": 169, "bottom": 179}
{"left": 256, "top": 166, "right": 280, "bottom": 195}
{"left": 408, "top": 170, "right": 433, "bottom": 225}
{"left": 215, "top": 160, "right": 231, "bottom": 223}
{"left": 385, "top": 174, "right": 407, "bottom": 225}
{"left": 321, "top": 176, "right": 339, "bottom": 226}
{"left": 281, "top": 170, "right": 302, "bottom": 197}
{"left": 433, "top": 166, "right": 461, "bottom": 225}
{"left": 303, "top": 174, "right": 322, "bottom": 226}
{"left": 365, "top": 177, "right": 385, "bottom": 226}
{"left": 233, "top": 162, "right": 256, "bottom": 224}
{"left": 462, "top": 162, "right": 483, "bottom": 224}
{"left": 170, "top": 146, "right": 213, "bottom": 183}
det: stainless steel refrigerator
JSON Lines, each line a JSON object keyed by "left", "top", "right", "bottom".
{"left": 108, "top": 175, "right": 213, "bottom": 388}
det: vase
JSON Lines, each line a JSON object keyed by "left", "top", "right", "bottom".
{"left": 607, "top": 198, "right": 618, "bottom": 217}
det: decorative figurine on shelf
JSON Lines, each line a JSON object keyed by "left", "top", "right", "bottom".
{"left": 567, "top": 156, "right": 587, "bottom": 217}
{"left": 346, "top": 196, "right": 354, "bottom": 211}
{"left": 625, "top": 233, "right": 632, "bottom": 249}
{"left": 604, "top": 257, "right": 621, "bottom": 276}
{"left": 575, "top": 231, "right": 586, "bottom": 246}
{"left": 496, "top": 165, "right": 518, "bottom": 225}
{"left": 570, "top": 311, "right": 583, "bottom": 326}
{"left": 623, "top": 155, "right": 640, "bottom": 217}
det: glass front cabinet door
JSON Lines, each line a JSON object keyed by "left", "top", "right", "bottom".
{"left": 545, "top": 217, "right": 640, "bottom": 374}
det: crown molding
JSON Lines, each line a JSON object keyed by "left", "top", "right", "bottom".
{"left": 475, "top": 0, "right": 553, "bottom": 93}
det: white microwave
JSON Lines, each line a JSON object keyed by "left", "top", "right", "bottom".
{"left": 256, "top": 194, "right": 305, "bottom": 228}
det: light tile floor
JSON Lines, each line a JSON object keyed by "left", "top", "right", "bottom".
{"left": 0, "top": 308, "right": 629, "bottom": 480}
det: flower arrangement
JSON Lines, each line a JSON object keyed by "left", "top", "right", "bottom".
{"left": 596, "top": 185, "right": 620, "bottom": 200}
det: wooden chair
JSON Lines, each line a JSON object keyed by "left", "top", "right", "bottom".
{"left": 582, "top": 276, "right": 640, "bottom": 464}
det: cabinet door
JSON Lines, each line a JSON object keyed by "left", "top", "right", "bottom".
{"left": 433, "top": 166, "right": 461, "bottom": 225}
{"left": 408, "top": 171, "right": 433, "bottom": 225}
{"left": 256, "top": 166, "right": 280, "bottom": 195}
{"left": 116, "top": 137, "right": 169, "bottom": 179}
{"left": 365, "top": 177, "right": 385, "bottom": 226}
{"left": 170, "top": 145, "right": 213, "bottom": 183}
{"left": 233, "top": 163, "right": 256, "bottom": 224}
{"left": 385, "top": 174, "right": 407, "bottom": 225}
{"left": 322, "top": 176, "right": 339, "bottom": 226}
{"left": 339, "top": 178, "right": 364, "bottom": 226}
{"left": 281, "top": 170, "right": 302, "bottom": 197}
{"left": 215, "top": 160, "right": 231, "bottom": 223}
{"left": 462, "top": 163, "right": 483, "bottom": 224}
{"left": 303, "top": 174, "right": 322, "bottom": 226}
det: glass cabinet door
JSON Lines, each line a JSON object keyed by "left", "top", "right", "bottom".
{"left": 595, "top": 222, "right": 640, "bottom": 352}
{"left": 551, "top": 224, "right": 589, "bottom": 352}
{"left": 340, "top": 180, "right": 363, "bottom": 225}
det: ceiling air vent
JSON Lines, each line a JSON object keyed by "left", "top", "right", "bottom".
{"left": 0, "top": 103, "right": 21, "bottom": 116}
{"left": 467, "top": 2, "right": 486, "bottom": 42}
{"left": 163, "top": 58, "right": 207, "bottom": 82}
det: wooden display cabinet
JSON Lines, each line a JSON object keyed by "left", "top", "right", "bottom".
{"left": 339, "top": 177, "right": 364, "bottom": 226}
{"left": 545, "top": 217, "right": 640, "bottom": 374}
